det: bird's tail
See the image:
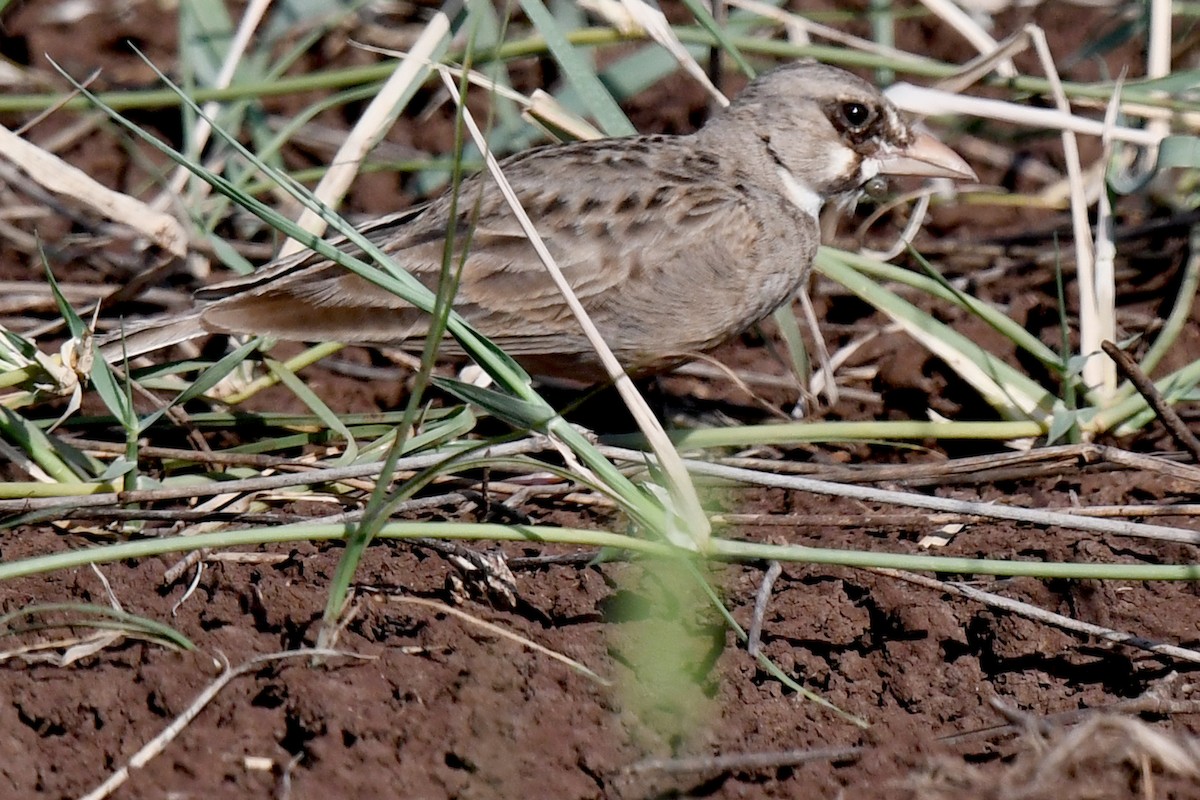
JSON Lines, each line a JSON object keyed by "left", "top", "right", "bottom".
{"left": 97, "top": 310, "right": 208, "bottom": 363}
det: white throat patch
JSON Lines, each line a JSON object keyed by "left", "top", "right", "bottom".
{"left": 776, "top": 167, "right": 823, "bottom": 218}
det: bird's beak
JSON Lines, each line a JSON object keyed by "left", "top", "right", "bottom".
{"left": 875, "top": 131, "right": 976, "bottom": 181}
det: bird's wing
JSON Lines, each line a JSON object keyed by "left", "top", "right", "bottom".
{"left": 196, "top": 137, "right": 771, "bottom": 362}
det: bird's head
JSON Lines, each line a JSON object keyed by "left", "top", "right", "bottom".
{"left": 699, "top": 62, "right": 976, "bottom": 214}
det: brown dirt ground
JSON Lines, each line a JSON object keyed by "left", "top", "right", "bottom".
{"left": 2, "top": 2, "right": 1200, "bottom": 799}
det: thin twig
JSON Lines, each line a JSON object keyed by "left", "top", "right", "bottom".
{"left": 747, "top": 560, "right": 782, "bottom": 657}
{"left": 0, "top": 436, "right": 558, "bottom": 512}
{"left": 875, "top": 568, "right": 1200, "bottom": 664}
{"left": 625, "top": 744, "right": 863, "bottom": 775}
{"left": 1102, "top": 340, "right": 1200, "bottom": 463}
{"left": 941, "top": 674, "right": 1200, "bottom": 745}
{"left": 600, "top": 446, "right": 1200, "bottom": 545}
{"left": 365, "top": 591, "right": 611, "bottom": 685}
{"left": 80, "top": 648, "right": 372, "bottom": 800}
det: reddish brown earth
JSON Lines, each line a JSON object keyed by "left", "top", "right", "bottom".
{"left": 2, "top": 2, "right": 1200, "bottom": 799}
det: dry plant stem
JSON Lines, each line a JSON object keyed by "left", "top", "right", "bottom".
{"left": 719, "top": 511, "right": 983, "bottom": 529}
{"left": 726, "top": 0, "right": 939, "bottom": 64}
{"left": 1102, "top": 340, "right": 1200, "bottom": 462}
{"left": 1091, "top": 87, "right": 1122, "bottom": 408}
{"left": 364, "top": 591, "right": 611, "bottom": 685}
{"left": 798, "top": 288, "right": 837, "bottom": 406}
{"left": 626, "top": 744, "right": 863, "bottom": 775}
{"left": 716, "top": 505, "right": 1200, "bottom": 529}
{"left": 170, "top": 561, "right": 205, "bottom": 614}
{"left": 0, "top": 121, "right": 187, "bottom": 257}
{"left": 672, "top": 359, "right": 809, "bottom": 390}
{"left": 349, "top": 47, "right": 603, "bottom": 141}
{"left": 705, "top": 443, "right": 1200, "bottom": 488}
{"left": 1027, "top": 25, "right": 1109, "bottom": 396}
{"left": 0, "top": 217, "right": 42, "bottom": 262}
{"left": 408, "top": 536, "right": 502, "bottom": 571}
{"left": 156, "top": 494, "right": 254, "bottom": 582}
{"left": 507, "top": 551, "right": 601, "bottom": 568}
{"left": 7, "top": 442, "right": 1197, "bottom": 531}
{"left": 1145, "top": 0, "right": 1173, "bottom": 147}
{"left": 1098, "top": 447, "right": 1200, "bottom": 484}
{"left": 79, "top": 648, "right": 371, "bottom": 800}
{"left": 710, "top": 446, "right": 1100, "bottom": 485}
{"left": 747, "top": 560, "right": 782, "bottom": 657}
{"left": 913, "top": 0, "right": 1015, "bottom": 77}
{"left": 682, "top": 352, "right": 795, "bottom": 419}
{"left": 1072, "top": 97, "right": 1200, "bottom": 131}
{"left": 586, "top": 0, "right": 726, "bottom": 105}
{"left": 632, "top": 695, "right": 1200, "bottom": 777}
{"left": 1054, "top": 504, "right": 1200, "bottom": 518}
{"left": 47, "top": 509, "right": 308, "bottom": 525}
{"left": 943, "top": 675, "right": 1200, "bottom": 745}
{"left": 707, "top": 444, "right": 1199, "bottom": 487}
{"left": 599, "top": 446, "right": 1200, "bottom": 545}
{"left": 206, "top": 552, "right": 289, "bottom": 566}
{"left": 0, "top": 163, "right": 113, "bottom": 245}
{"left": 0, "top": 281, "right": 185, "bottom": 313}
{"left": 3, "top": 464, "right": 564, "bottom": 510}
{"left": 155, "top": 0, "right": 271, "bottom": 209}
{"left": 943, "top": 29, "right": 1035, "bottom": 94}
{"left": 875, "top": 568, "right": 1200, "bottom": 665}
{"left": 437, "top": 68, "right": 710, "bottom": 548}
{"left": 278, "top": 3, "right": 455, "bottom": 257}
{"left": 127, "top": 378, "right": 212, "bottom": 455}
{"left": 59, "top": 436, "right": 323, "bottom": 469}
{"left": 0, "top": 636, "right": 106, "bottom": 665}
{"left": 12, "top": 69, "right": 102, "bottom": 138}
{"left": 0, "top": 436, "right": 559, "bottom": 511}
{"left": 883, "top": 85, "right": 1162, "bottom": 148}
{"left": 855, "top": 186, "right": 940, "bottom": 244}
{"left": 984, "top": 707, "right": 1200, "bottom": 782}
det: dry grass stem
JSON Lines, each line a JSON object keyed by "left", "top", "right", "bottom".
{"left": 438, "top": 67, "right": 711, "bottom": 548}
{"left": 79, "top": 649, "right": 373, "bottom": 800}
{"left": 747, "top": 560, "right": 782, "bottom": 657}
{"left": 0, "top": 435, "right": 560, "bottom": 512}
{"left": 582, "top": 0, "right": 726, "bottom": 104}
{"left": 625, "top": 744, "right": 864, "bottom": 775}
{"left": 877, "top": 568, "right": 1200, "bottom": 664}
{"left": 1103, "top": 340, "right": 1200, "bottom": 461}
{"left": 914, "top": 0, "right": 1016, "bottom": 76}
{"left": 0, "top": 123, "right": 186, "bottom": 257}
{"left": 884, "top": 84, "right": 1162, "bottom": 147}
{"left": 279, "top": 7, "right": 452, "bottom": 257}
{"left": 708, "top": 443, "right": 1131, "bottom": 485}
{"left": 600, "top": 446, "right": 1200, "bottom": 545}
{"left": 155, "top": 0, "right": 271, "bottom": 209}
{"left": 368, "top": 591, "right": 611, "bottom": 685}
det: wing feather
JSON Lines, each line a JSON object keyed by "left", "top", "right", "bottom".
{"left": 197, "top": 135, "right": 815, "bottom": 376}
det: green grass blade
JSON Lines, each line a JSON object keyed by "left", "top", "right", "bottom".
{"left": 264, "top": 357, "right": 358, "bottom": 464}
{"left": 0, "top": 602, "right": 195, "bottom": 651}
{"left": 517, "top": 0, "right": 635, "bottom": 136}
{"left": 818, "top": 250, "right": 1056, "bottom": 420}
{"left": 676, "top": 0, "right": 754, "bottom": 76}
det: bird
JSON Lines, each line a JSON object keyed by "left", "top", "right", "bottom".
{"left": 102, "top": 61, "right": 975, "bottom": 382}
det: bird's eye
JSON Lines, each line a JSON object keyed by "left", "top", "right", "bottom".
{"left": 839, "top": 102, "right": 873, "bottom": 130}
